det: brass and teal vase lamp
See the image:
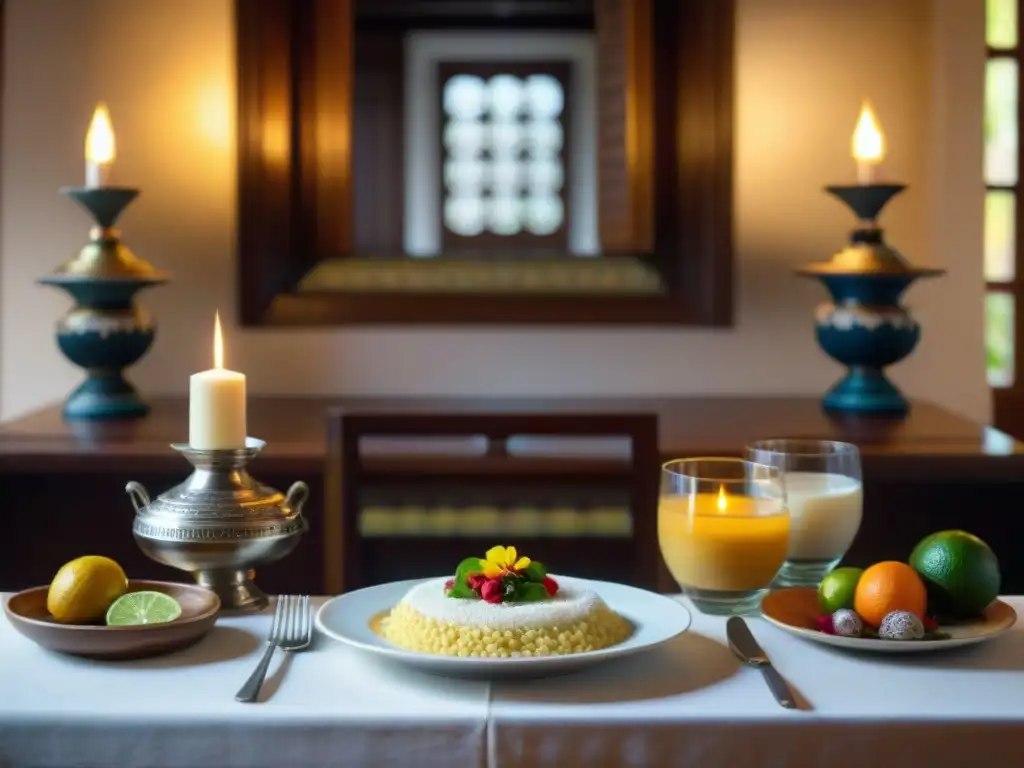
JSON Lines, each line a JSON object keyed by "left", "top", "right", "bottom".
{"left": 797, "top": 101, "right": 944, "bottom": 415}
{"left": 38, "top": 104, "right": 168, "bottom": 421}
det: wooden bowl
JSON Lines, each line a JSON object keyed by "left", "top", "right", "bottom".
{"left": 4, "top": 580, "right": 220, "bottom": 660}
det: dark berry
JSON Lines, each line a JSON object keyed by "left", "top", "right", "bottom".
{"left": 467, "top": 573, "right": 486, "bottom": 591}
{"left": 815, "top": 615, "right": 836, "bottom": 635}
{"left": 481, "top": 578, "right": 504, "bottom": 604}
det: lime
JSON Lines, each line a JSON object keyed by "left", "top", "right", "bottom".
{"left": 105, "top": 591, "right": 182, "bottom": 626}
{"left": 818, "top": 567, "right": 864, "bottom": 613}
{"left": 909, "top": 530, "right": 1001, "bottom": 619}
{"left": 47, "top": 555, "right": 128, "bottom": 623}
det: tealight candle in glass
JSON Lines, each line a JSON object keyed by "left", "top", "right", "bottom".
{"left": 745, "top": 439, "right": 863, "bottom": 588}
{"left": 658, "top": 458, "right": 789, "bottom": 616}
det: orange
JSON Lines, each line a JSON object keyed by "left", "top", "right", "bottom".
{"left": 853, "top": 561, "right": 927, "bottom": 628}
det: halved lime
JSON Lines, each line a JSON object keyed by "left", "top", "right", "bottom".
{"left": 105, "top": 591, "right": 182, "bottom": 626}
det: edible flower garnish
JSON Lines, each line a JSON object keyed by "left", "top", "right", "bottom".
{"left": 481, "top": 545, "right": 531, "bottom": 578}
{"left": 444, "top": 545, "right": 557, "bottom": 604}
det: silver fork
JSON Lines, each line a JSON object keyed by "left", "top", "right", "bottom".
{"left": 235, "top": 595, "right": 312, "bottom": 703}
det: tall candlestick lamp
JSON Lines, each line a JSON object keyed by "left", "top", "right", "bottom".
{"left": 39, "top": 103, "right": 168, "bottom": 420}
{"left": 797, "top": 101, "right": 944, "bottom": 415}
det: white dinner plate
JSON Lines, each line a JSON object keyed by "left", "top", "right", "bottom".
{"left": 315, "top": 575, "right": 692, "bottom": 679}
{"left": 761, "top": 587, "right": 1018, "bottom": 653}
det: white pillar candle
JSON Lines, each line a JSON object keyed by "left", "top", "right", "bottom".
{"left": 85, "top": 162, "right": 111, "bottom": 189}
{"left": 189, "top": 312, "right": 247, "bottom": 450}
{"left": 84, "top": 103, "right": 115, "bottom": 189}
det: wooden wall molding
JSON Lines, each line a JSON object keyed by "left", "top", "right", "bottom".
{"left": 235, "top": 0, "right": 735, "bottom": 326}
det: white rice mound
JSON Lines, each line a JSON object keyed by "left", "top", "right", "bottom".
{"left": 380, "top": 577, "right": 634, "bottom": 657}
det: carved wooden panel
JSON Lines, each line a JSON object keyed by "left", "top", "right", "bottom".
{"left": 595, "top": 0, "right": 653, "bottom": 253}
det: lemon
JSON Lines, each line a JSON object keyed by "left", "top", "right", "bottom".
{"left": 47, "top": 555, "right": 128, "bottom": 623}
{"left": 105, "top": 591, "right": 182, "bottom": 626}
{"left": 818, "top": 566, "right": 864, "bottom": 614}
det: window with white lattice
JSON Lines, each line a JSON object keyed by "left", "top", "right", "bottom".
{"left": 438, "top": 62, "right": 571, "bottom": 249}
{"left": 404, "top": 32, "right": 597, "bottom": 257}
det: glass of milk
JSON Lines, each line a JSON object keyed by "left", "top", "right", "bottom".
{"left": 745, "top": 439, "right": 862, "bottom": 588}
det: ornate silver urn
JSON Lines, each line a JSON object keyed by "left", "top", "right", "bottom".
{"left": 125, "top": 438, "right": 308, "bottom": 613}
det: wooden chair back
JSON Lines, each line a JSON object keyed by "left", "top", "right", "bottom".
{"left": 324, "top": 410, "right": 663, "bottom": 593}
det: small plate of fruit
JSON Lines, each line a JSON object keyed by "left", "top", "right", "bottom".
{"left": 761, "top": 530, "right": 1017, "bottom": 652}
{"left": 4, "top": 555, "right": 220, "bottom": 660}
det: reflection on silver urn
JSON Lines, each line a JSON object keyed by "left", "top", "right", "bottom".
{"left": 125, "top": 437, "right": 308, "bottom": 613}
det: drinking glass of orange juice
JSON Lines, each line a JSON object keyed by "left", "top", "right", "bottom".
{"left": 659, "top": 458, "right": 789, "bottom": 615}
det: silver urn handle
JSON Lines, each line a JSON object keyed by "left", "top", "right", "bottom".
{"left": 285, "top": 481, "right": 309, "bottom": 516}
{"left": 125, "top": 481, "right": 151, "bottom": 514}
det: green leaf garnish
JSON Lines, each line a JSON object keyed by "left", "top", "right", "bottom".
{"left": 523, "top": 561, "right": 547, "bottom": 582}
{"left": 514, "top": 581, "right": 550, "bottom": 602}
{"left": 446, "top": 582, "right": 476, "bottom": 599}
{"left": 444, "top": 557, "right": 486, "bottom": 599}
{"left": 455, "top": 557, "right": 483, "bottom": 582}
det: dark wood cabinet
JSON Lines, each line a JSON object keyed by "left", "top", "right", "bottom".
{"left": 2, "top": 396, "right": 1023, "bottom": 595}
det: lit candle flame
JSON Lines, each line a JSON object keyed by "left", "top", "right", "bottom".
{"left": 717, "top": 485, "right": 727, "bottom": 512}
{"left": 851, "top": 100, "right": 885, "bottom": 166}
{"left": 213, "top": 311, "right": 224, "bottom": 370}
{"left": 85, "top": 103, "right": 116, "bottom": 165}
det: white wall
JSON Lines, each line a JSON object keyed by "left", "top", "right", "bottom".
{"left": 0, "top": 0, "right": 989, "bottom": 423}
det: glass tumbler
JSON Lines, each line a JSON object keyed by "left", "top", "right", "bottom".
{"left": 658, "top": 458, "right": 789, "bottom": 616}
{"left": 745, "top": 439, "right": 863, "bottom": 588}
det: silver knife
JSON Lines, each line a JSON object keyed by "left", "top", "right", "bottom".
{"left": 726, "top": 616, "right": 800, "bottom": 709}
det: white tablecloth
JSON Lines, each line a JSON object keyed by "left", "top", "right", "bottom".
{"left": 2, "top": 596, "right": 1023, "bottom": 768}
{"left": 488, "top": 598, "right": 1024, "bottom": 767}
{"left": 0, "top": 598, "right": 489, "bottom": 768}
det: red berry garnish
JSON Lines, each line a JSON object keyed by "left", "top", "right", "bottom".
{"left": 481, "top": 578, "right": 504, "bottom": 604}
{"left": 467, "top": 573, "right": 487, "bottom": 591}
{"left": 542, "top": 576, "right": 559, "bottom": 596}
{"left": 815, "top": 615, "right": 836, "bottom": 635}
{"left": 443, "top": 578, "right": 454, "bottom": 592}
{"left": 923, "top": 616, "right": 939, "bottom": 632}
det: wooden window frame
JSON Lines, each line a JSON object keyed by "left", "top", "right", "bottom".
{"left": 235, "top": 0, "right": 735, "bottom": 326}
{"left": 437, "top": 61, "right": 573, "bottom": 252}
{"left": 989, "top": 3, "right": 1024, "bottom": 427}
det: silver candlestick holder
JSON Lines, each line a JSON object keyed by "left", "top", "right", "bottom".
{"left": 125, "top": 437, "right": 309, "bottom": 613}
